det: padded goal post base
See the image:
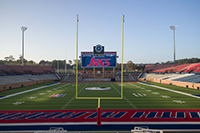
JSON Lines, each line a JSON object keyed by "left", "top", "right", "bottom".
{"left": 97, "top": 107, "right": 101, "bottom": 126}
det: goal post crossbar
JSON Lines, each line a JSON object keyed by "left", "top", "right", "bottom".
{"left": 76, "top": 97, "right": 123, "bottom": 100}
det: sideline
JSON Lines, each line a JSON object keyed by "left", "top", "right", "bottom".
{"left": 138, "top": 82, "right": 200, "bottom": 100}
{"left": 0, "top": 82, "right": 60, "bottom": 100}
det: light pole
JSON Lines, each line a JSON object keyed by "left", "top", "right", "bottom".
{"left": 21, "top": 26, "right": 27, "bottom": 65}
{"left": 170, "top": 25, "right": 177, "bottom": 64}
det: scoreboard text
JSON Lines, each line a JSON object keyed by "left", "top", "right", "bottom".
{"left": 81, "top": 52, "right": 117, "bottom": 68}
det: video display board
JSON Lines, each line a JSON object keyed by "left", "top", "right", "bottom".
{"left": 81, "top": 52, "right": 117, "bottom": 68}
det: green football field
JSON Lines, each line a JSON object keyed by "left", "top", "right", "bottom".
{"left": 0, "top": 82, "right": 200, "bottom": 111}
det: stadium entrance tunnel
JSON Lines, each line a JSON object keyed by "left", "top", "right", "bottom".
{"left": 0, "top": 109, "right": 200, "bottom": 131}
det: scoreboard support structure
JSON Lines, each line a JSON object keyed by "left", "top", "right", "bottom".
{"left": 75, "top": 14, "right": 125, "bottom": 126}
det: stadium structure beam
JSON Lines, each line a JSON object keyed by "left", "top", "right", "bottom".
{"left": 170, "top": 25, "right": 177, "bottom": 64}
{"left": 21, "top": 26, "right": 28, "bottom": 65}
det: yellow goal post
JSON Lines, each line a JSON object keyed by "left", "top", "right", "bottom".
{"left": 75, "top": 14, "right": 125, "bottom": 100}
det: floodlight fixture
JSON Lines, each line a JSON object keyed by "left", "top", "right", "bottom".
{"left": 21, "top": 26, "right": 27, "bottom": 31}
{"left": 170, "top": 25, "right": 177, "bottom": 64}
{"left": 21, "top": 26, "right": 28, "bottom": 65}
{"left": 170, "top": 25, "right": 177, "bottom": 30}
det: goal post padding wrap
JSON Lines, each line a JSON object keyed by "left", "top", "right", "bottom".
{"left": 97, "top": 107, "right": 101, "bottom": 126}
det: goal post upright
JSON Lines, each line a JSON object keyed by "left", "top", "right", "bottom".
{"left": 75, "top": 14, "right": 125, "bottom": 126}
{"left": 76, "top": 14, "right": 79, "bottom": 99}
{"left": 75, "top": 14, "right": 124, "bottom": 100}
{"left": 121, "top": 15, "right": 124, "bottom": 99}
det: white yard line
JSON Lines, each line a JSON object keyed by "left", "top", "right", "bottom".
{"left": 61, "top": 83, "right": 89, "bottom": 109}
{"left": 110, "top": 83, "right": 137, "bottom": 109}
{"left": 0, "top": 82, "right": 60, "bottom": 100}
{"left": 138, "top": 82, "right": 200, "bottom": 100}
{"left": 132, "top": 93, "right": 138, "bottom": 97}
{"left": 137, "top": 93, "right": 143, "bottom": 97}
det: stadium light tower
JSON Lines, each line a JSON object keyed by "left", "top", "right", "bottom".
{"left": 21, "top": 26, "right": 28, "bottom": 65}
{"left": 170, "top": 25, "right": 177, "bottom": 64}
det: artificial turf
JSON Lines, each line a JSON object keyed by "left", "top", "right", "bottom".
{"left": 0, "top": 82, "right": 200, "bottom": 110}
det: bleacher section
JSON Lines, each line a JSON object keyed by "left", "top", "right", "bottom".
{"left": 115, "top": 73, "right": 139, "bottom": 82}
{"left": 139, "top": 63, "right": 200, "bottom": 90}
{"left": 83, "top": 78, "right": 111, "bottom": 82}
{"left": 0, "top": 65, "right": 12, "bottom": 75}
{"left": 60, "top": 72, "right": 139, "bottom": 82}
{"left": 140, "top": 73, "right": 199, "bottom": 82}
{"left": 0, "top": 74, "right": 58, "bottom": 85}
{"left": 60, "top": 74, "right": 111, "bottom": 82}
{"left": 60, "top": 74, "right": 83, "bottom": 82}
{"left": 174, "top": 74, "right": 200, "bottom": 83}
{"left": 0, "top": 65, "right": 54, "bottom": 75}
{"left": 194, "top": 68, "right": 200, "bottom": 72}
{"left": 143, "top": 63, "right": 200, "bottom": 73}
{"left": 0, "top": 65, "right": 59, "bottom": 91}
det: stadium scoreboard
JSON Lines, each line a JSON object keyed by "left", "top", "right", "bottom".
{"left": 81, "top": 44, "right": 117, "bottom": 68}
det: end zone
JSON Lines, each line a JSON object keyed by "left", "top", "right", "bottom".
{"left": 0, "top": 109, "right": 200, "bottom": 131}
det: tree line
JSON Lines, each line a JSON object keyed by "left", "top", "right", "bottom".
{"left": 0, "top": 55, "right": 144, "bottom": 72}
{"left": 0, "top": 55, "right": 80, "bottom": 70}
{"left": 1, "top": 55, "right": 199, "bottom": 72}
{"left": 160, "top": 58, "right": 200, "bottom": 65}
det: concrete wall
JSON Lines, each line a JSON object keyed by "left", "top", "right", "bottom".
{"left": 138, "top": 78, "right": 200, "bottom": 90}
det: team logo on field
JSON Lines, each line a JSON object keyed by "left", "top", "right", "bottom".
{"left": 85, "top": 87, "right": 111, "bottom": 91}
{"left": 50, "top": 94, "right": 66, "bottom": 97}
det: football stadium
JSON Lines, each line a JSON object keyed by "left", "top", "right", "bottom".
{"left": 1, "top": 1, "right": 200, "bottom": 133}
{"left": 1, "top": 58, "right": 200, "bottom": 133}
{"left": 1, "top": 40, "right": 200, "bottom": 132}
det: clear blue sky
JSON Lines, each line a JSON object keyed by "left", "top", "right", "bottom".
{"left": 0, "top": 0, "right": 200, "bottom": 64}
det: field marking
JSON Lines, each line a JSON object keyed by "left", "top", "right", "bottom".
{"left": 36, "top": 84, "right": 69, "bottom": 97}
{"left": 161, "top": 95, "right": 170, "bottom": 99}
{"left": 39, "top": 93, "right": 46, "bottom": 95}
{"left": 13, "top": 101, "right": 25, "bottom": 105}
{"left": 110, "top": 83, "right": 137, "bottom": 109}
{"left": 173, "top": 100, "right": 185, "bottom": 104}
{"left": 0, "top": 83, "right": 60, "bottom": 100}
{"left": 132, "top": 93, "right": 138, "bottom": 97}
{"left": 138, "top": 82, "right": 200, "bottom": 100}
{"left": 152, "top": 92, "right": 159, "bottom": 95}
{"left": 9, "top": 84, "right": 70, "bottom": 107}
{"left": 28, "top": 96, "right": 38, "bottom": 100}
{"left": 61, "top": 83, "right": 89, "bottom": 109}
{"left": 132, "top": 93, "right": 147, "bottom": 97}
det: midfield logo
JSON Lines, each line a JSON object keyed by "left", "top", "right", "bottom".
{"left": 87, "top": 57, "right": 111, "bottom": 67}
